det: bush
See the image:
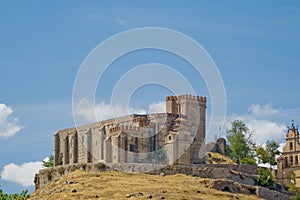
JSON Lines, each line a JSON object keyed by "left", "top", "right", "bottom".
{"left": 240, "top": 157, "right": 257, "bottom": 165}
{"left": 0, "top": 187, "right": 30, "bottom": 200}
{"left": 94, "top": 162, "right": 106, "bottom": 170}
{"left": 289, "top": 172, "right": 300, "bottom": 200}
{"left": 257, "top": 168, "right": 273, "bottom": 187}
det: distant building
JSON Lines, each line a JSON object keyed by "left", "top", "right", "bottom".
{"left": 277, "top": 123, "right": 300, "bottom": 186}
{"left": 54, "top": 94, "right": 207, "bottom": 166}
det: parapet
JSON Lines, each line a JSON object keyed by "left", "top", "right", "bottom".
{"left": 166, "top": 94, "right": 206, "bottom": 102}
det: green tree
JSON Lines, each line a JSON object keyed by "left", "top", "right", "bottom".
{"left": 256, "top": 140, "right": 280, "bottom": 170}
{"left": 227, "top": 119, "right": 256, "bottom": 164}
{"left": 42, "top": 155, "right": 54, "bottom": 168}
{"left": 0, "top": 186, "right": 30, "bottom": 200}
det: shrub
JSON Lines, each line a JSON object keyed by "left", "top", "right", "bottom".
{"left": 94, "top": 162, "right": 106, "bottom": 170}
{"left": 289, "top": 172, "right": 300, "bottom": 200}
{"left": 257, "top": 168, "right": 273, "bottom": 187}
{"left": 0, "top": 186, "right": 30, "bottom": 200}
{"left": 240, "top": 157, "right": 257, "bottom": 165}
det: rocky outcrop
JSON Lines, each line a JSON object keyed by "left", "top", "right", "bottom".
{"left": 35, "top": 163, "right": 289, "bottom": 199}
{"left": 206, "top": 179, "right": 289, "bottom": 200}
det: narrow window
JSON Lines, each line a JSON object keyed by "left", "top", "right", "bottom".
{"left": 129, "top": 144, "right": 135, "bottom": 152}
{"left": 290, "top": 156, "right": 294, "bottom": 166}
{"left": 296, "top": 156, "right": 299, "bottom": 165}
{"left": 290, "top": 142, "right": 293, "bottom": 150}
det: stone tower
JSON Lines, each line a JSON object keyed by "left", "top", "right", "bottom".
{"left": 277, "top": 123, "right": 300, "bottom": 186}
{"left": 165, "top": 94, "right": 206, "bottom": 164}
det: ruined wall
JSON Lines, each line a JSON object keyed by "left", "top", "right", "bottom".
{"left": 35, "top": 163, "right": 257, "bottom": 189}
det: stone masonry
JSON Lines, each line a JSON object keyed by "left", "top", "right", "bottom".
{"left": 54, "top": 94, "right": 206, "bottom": 167}
{"left": 277, "top": 123, "right": 300, "bottom": 186}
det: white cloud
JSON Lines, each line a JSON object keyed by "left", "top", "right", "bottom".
{"left": 74, "top": 100, "right": 167, "bottom": 125}
{"left": 278, "top": 142, "right": 286, "bottom": 153}
{"left": 248, "top": 103, "right": 279, "bottom": 115}
{"left": 148, "top": 101, "right": 165, "bottom": 114}
{"left": 0, "top": 103, "right": 21, "bottom": 138}
{"left": 226, "top": 103, "right": 286, "bottom": 144}
{"left": 74, "top": 99, "right": 147, "bottom": 124}
{"left": 1, "top": 160, "right": 45, "bottom": 187}
{"left": 244, "top": 118, "right": 286, "bottom": 145}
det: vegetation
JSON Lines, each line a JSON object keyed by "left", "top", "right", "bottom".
{"left": 257, "top": 168, "right": 273, "bottom": 187}
{"left": 289, "top": 172, "right": 300, "bottom": 200}
{"left": 226, "top": 120, "right": 256, "bottom": 164}
{"left": 240, "top": 157, "right": 257, "bottom": 165}
{"left": 206, "top": 152, "right": 236, "bottom": 164}
{"left": 30, "top": 170, "right": 261, "bottom": 200}
{"left": 256, "top": 140, "right": 280, "bottom": 169}
{"left": 42, "top": 155, "right": 54, "bottom": 168}
{"left": 0, "top": 187, "right": 30, "bottom": 200}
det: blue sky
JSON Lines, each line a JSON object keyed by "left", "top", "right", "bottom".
{"left": 1, "top": 0, "right": 300, "bottom": 193}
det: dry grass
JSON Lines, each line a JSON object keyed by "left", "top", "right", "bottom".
{"left": 30, "top": 170, "right": 262, "bottom": 200}
{"left": 207, "top": 152, "right": 237, "bottom": 165}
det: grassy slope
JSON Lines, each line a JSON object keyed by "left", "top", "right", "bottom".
{"left": 30, "top": 170, "right": 262, "bottom": 200}
{"left": 206, "top": 152, "right": 237, "bottom": 164}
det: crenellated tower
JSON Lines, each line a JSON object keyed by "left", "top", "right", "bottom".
{"left": 165, "top": 94, "right": 206, "bottom": 164}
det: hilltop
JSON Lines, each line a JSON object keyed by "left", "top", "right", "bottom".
{"left": 30, "top": 170, "right": 262, "bottom": 200}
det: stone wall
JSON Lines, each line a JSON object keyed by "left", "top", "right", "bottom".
{"left": 35, "top": 163, "right": 257, "bottom": 189}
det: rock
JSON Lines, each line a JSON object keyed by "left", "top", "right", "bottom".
{"left": 157, "top": 196, "right": 165, "bottom": 199}
{"left": 71, "top": 189, "right": 77, "bottom": 193}
{"left": 161, "top": 189, "right": 167, "bottom": 193}
{"left": 160, "top": 172, "right": 166, "bottom": 177}
{"left": 65, "top": 180, "right": 74, "bottom": 185}
{"left": 209, "top": 179, "right": 255, "bottom": 195}
{"left": 136, "top": 192, "right": 143, "bottom": 196}
{"left": 256, "top": 187, "right": 289, "bottom": 200}
{"left": 146, "top": 194, "right": 153, "bottom": 199}
{"left": 126, "top": 194, "right": 132, "bottom": 198}
{"left": 193, "top": 177, "right": 199, "bottom": 180}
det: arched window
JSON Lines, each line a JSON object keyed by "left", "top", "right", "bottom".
{"left": 290, "top": 156, "right": 294, "bottom": 166}
{"left": 285, "top": 157, "right": 288, "bottom": 167}
{"left": 290, "top": 142, "right": 293, "bottom": 150}
{"left": 296, "top": 156, "right": 299, "bottom": 165}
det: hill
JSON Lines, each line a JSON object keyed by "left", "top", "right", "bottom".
{"left": 30, "top": 170, "right": 262, "bottom": 200}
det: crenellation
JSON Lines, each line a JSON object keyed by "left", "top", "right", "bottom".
{"left": 54, "top": 94, "right": 206, "bottom": 167}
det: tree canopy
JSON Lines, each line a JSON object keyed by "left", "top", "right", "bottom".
{"left": 256, "top": 140, "right": 281, "bottom": 169}
{"left": 226, "top": 119, "right": 256, "bottom": 164}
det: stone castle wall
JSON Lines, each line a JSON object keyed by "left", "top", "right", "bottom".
{"left": 54, "top": 95, "right": 207, "bottom": 168}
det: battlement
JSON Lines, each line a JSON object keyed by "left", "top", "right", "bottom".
{"left": 166, "top": 94, "right": 206, "bottom": 102}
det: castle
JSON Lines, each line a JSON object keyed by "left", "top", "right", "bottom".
{"left": 277, "top": 123, "right": 300, "bottom": 186}
{"left": 54, "top": 94, "right": 206, "bottom": 167}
